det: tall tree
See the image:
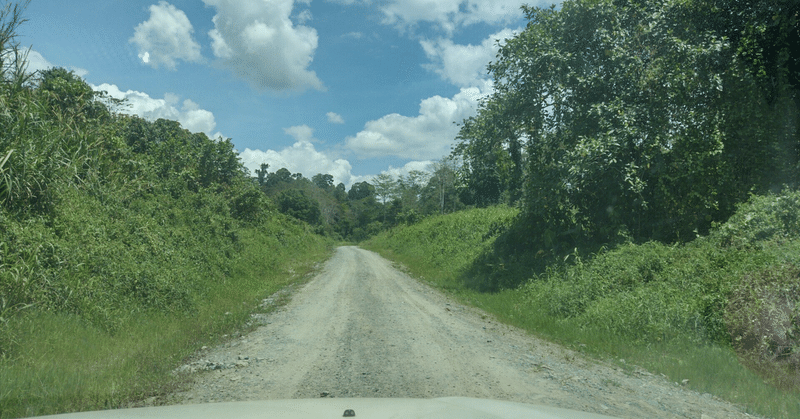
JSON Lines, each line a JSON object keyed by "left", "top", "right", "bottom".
{"left": 312, "top": 173, "right": 334, "bottom": 191}
{"left": 276, "top": 189, "right": 320, "bottom": 225}
{"left": 255, "top": 163, "right": 269, "bottom": 187}
{"left": 0, "top": 0, "right": 32, "bottom": 92}
{"left": 455, "top": 99, "right": 524, "bottom": 206}
{"left": 372, "top": 173, "right": 398, "bottom": 224}
{"left": 265, "top": 168, "right": 293, "bottom": 188}
{"left": 458, "top": 0, "right": 799, "bottom": 247}
{"left": 422, "top": 158, "right": 462, "bottom": 215}
{"left": 396, "top": 170, "right": 429, "bottom": 219}
{"left": 347, "top": 181, "right": 375, "bottom": 201}
{"left": 372, "top": 173, "right": 396, "bottom": 205}
{"left": 333, "top": 182, "right": 347, "bottom": 202}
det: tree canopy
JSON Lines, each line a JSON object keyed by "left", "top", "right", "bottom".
{"left": 453, "top": 0, "right": 799, "bottom": 250}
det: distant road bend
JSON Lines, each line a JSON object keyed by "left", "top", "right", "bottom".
{"left": 172, "top": 246, "right": 757, "bottom": 419}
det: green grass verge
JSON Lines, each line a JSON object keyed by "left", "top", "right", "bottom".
{"left": 0, "top": 226, "right": 333, "bottom": 418}
{"left": 362, "top": 204, "right": 800, "bottom": 419}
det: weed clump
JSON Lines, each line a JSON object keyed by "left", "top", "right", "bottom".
{"left": 726, "top": 263, "right": 800, "bottom": 390}
{"left": 712, "top": 191, "right": 800, "bottom": 248}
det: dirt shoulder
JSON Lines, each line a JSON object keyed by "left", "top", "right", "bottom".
{"left": 167, "top": 246, "right": 759, "bottom": 418}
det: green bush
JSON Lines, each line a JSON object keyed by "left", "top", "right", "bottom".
{"left": 712, "top": 190, "right": 800, "bottom": 248}
{"left": 726, "top": 263, "right": 800, "bottom": 390}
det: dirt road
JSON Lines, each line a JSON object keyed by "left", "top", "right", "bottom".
{"left": 170, "top": 246, "right": 759, "bottom": 418}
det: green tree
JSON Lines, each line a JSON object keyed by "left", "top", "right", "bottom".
{"left": 255, "top": 163, "right": 269, "bottom": 187}
{"left": 276, "top": 188, "right": 320, "bottom": 224}
{"left": 372, "top": 173, "right": 397, "bottom": 206}
{"left": 266, "top": 167, "right": 293, "bottom": 188}
{"left": 347, "top": 181, "right": 375, "bottom": 201}
{"left": 455, "top": 100, "right": 523, "bottom": 206}
{"left": 372, "top": 173, "right": 398, "bottom": 224}
{"left": 345, "top": 181, "right": 380, "bottom": 239}
{"left": 453, "top": 127, "right": 502, "bottom": 208}
{"left": 422, "top": 158, "right": 462, "bottom": 215}
{"left": 198, "top": 136, "right": 241, "bottom": 187}
{"left": 395, "top": 170, "right": 429, "bottom": 222}
{"left": 312, "top": 173, "right": 334, "bottom": 191}
{"left": 459, "top": 0, "right": 799, "bottom": 248}
{"left": 333, "top": 182, "right": 347, "bottom": 202}
{"left": 37, "top": 67, "right": 109, "bottom": 122}
{"left": 0, "top": 0, "right": 32, "bottom": 92}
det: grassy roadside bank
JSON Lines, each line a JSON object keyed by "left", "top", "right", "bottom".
{"left": 0, "top": 42, "right": 337, "bottom": 418}
{"left": 362, "top": 202, "right": 800, "bottom": 419}
{"left": 0, "top": 224, "right": 332, "bottom": 419}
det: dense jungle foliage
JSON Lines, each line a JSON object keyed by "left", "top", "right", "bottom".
{"left": 454, "top": 0, "right": 799, "bottom": 263}
{"left": 1, "top": 0, "right": 799, "bottom": 416}
{"left": 0, "top": 55, "right": 275, "bottom": 337}
{"left": 0, "top": 3, "right": 327, "bottom": 368}
{"left": 268, "top": 0, "right": 799, "bottom": 260}
{"left": 254, "top": 158, "right": 465, "bottom": 242}
{"left": 0, "top": 3, "right": 334, "bottom": 415}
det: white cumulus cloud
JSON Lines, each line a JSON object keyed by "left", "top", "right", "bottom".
{"left": 421, "top": 28, "right": 517, "bottom": 88}
{"left": 93, "top": 83, "right": 222, "bottom": 138}
{"left": 24, "top": 50, "right": 89, "bottom": 77}
{"left": 238, "top": 125, "right": 358, "bottom": 186}
{"left": 296, "top": 9, "right": 313, "bottom": 24}
{"left": 202, "top": 0, "right": 323, "bottom": 92}
{"left": 345, "top": 87, "right": 487, "bottom": 160}
{"left": 378, "top": 160, "right": 434, "bottom": 182}
{"left": 129, "top": 2, "right": 202, "bottom": 70}
{"left": 25, "top": 50, "right": 53, "bottom": 73}
{"left": 380, "top": 0, "right": 526, "bottom": 33}
{"left": 327, "top": 112, "right": 345, "bottom": 124}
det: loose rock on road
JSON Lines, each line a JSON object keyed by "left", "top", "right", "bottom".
{"left": 170, "top": 246, "right": 759, "bottom": 419}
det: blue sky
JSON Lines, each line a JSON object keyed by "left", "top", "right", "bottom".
{"left": 20, "top": 0, "right": 555, "bottom": 187}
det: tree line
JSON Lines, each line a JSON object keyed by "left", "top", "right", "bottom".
{"left": 253, "top": 158, "right": 465, "bottom": 241}
{"left": 451, "top": 0, "right": 798, "bottom": 261}
{"left": 267, "top": 0, "right": 799, "bottom": 254}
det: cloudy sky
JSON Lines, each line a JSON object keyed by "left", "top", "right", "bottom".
{"left": 21, "top": 0, "right": 556, "bottom": 187}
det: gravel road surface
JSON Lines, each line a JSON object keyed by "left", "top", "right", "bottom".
{"left": 169, "top": 246, "right": 759, "bottom": 418}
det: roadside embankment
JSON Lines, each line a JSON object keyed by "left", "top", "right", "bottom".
{"left": 363, "top": 196, "right": 800, "bottom": 419}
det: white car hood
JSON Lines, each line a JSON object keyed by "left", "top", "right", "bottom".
{"left": 36, "top": 397, "right": 620, "bottom": 419}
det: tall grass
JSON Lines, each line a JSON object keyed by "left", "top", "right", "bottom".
{"left": 363, "top": 195, "right": 800, "bottom": 419}
{"left": 366, "top": 205, "right": 519, "bottom": 289}
{"left": 0, "top": 224, "right": 332, "bottom": 418}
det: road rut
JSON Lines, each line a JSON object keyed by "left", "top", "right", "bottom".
{"left": 169, "top": 246, "right": 759, "bottom": 418}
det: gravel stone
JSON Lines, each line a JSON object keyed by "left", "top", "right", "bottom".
{"left": 168, "top": 246, "right": 760, "bottom": 419}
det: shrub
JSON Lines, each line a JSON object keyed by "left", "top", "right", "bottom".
{"left": 712, "top": 190, "right": 800, "bottom": 249}
{"left": 726, "top": 263, "right": 800, "bottom": 390}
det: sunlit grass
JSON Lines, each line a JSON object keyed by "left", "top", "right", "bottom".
{"left": 463, "top": 289, "right": 800, "bottom": 419}
{"left": 0, "top": 227, "right": 332, "bottom": 419}
{"left": 2, "top": 312, "right": 173, "bottom": 417}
